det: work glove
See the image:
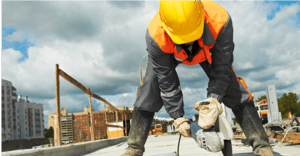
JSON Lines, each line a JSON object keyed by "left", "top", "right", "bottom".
{"left": 194, "top": 98, "right": 223, "bottom": 129}
{"left": 173, "top": 117, "right": 191, "bottom": 137}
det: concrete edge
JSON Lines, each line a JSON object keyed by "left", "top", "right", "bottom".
{"left": 2, "top": 137, "right": 128, "bottom": 156}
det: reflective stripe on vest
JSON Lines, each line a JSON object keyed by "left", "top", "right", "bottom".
{"left": 148, "top": 1, "right": 228, "bottom": 65}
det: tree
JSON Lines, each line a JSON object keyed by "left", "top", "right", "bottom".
{"left": 45, "top": 126, "right": 54, "bottom": 138}
{"left": 278, "top": 92, "right": 300, "bottom": 119}
{"left": 256, "top": 95, "right": 267, "bottom": 102}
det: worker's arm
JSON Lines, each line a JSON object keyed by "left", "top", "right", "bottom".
{"left": 207, "top": 15, "right": 234, "bottom": 102}
{"left": 145, "top": 29, "right": 184, "bottom": 119}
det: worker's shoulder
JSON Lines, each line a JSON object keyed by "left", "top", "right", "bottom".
{"left": 203, "top": 1, "right": 229, "bottom": 24}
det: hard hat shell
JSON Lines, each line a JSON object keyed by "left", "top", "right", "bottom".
{"left": 159, "top": 1, "right": 205, "bottom": 44}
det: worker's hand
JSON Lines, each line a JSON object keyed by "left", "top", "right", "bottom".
{"left": 173, "top": 117, "right": 191, "bottom": 137}
{"left": 194, "top": 98, "right": 223, "bottom": 129}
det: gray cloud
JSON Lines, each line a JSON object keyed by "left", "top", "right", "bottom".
{"left": 2, "top": 1, "right": 300, "bottom": 119}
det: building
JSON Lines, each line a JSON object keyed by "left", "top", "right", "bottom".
{"left": 48, "top": 107, "right": 132, "bottom": 145}
{"left": 16, "top": 95, "right": 45, "bottom": 140}
{"left": 1, "top": 79, "right": 45, "bottom": 142}
{"left": 2, "top": 79, "right": 18, "bottom": 142}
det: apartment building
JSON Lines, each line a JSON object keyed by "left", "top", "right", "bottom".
{"left": 48, "top": 107, "right": 132, "bottom": 144}
{"left": 2, "top": 79, "right": 18, "bottom": 142}
{"left": 16, "top": 95, "right": 45, "bottom": 140}
{"left": 1, "top": 79, "right": 44, "bottom": 142}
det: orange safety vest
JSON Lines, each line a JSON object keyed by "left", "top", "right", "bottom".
{"left": 148, "top": 1, "right": 229, "bottom": 65}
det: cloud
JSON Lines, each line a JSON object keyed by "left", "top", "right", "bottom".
{"left": 5, "top": 30, "right": 27, "bottom": 42}
{"left": 2, "top": 1, "right": 300, "bottom": 120}
{"left": 110, "top": 93, "right": 136, "bottom": 108}
{"left": 269, "top": 3, "right": 300, "bottom": 25}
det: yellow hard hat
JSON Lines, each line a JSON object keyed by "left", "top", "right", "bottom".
{"left": 159, "top": 1, "right": 205, "bottom": 44}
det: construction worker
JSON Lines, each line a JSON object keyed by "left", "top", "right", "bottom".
{"left": 122, "top": 1, "right": 273, "bottom": 156}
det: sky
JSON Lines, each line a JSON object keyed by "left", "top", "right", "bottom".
{"left": 1, "top": 0, "right": 300, "bottom": 129}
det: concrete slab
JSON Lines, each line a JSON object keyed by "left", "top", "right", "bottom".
{"left": 83, "top": 134, "right": 300, "bottom": 156}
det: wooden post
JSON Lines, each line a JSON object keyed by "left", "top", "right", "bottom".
{"left": 122, "top": 112, "right": 124, "bottom": 136}
{"left": 116, "top": 111, "right": 118, "bottom": 137}
{"left": 55, "top": 64, "right": 61, "bottom": 146}
{"left": 88, "top": 88, "right": 95, "bottom": 141}
{"left": 125, "top": 113, "right": 127, "bottom": 136}
{"left": 104, "top": 103, "right": 108, "bottom": 138}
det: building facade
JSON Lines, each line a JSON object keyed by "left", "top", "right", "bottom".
{"left": 2, "top": 79, "right": 18, "bottom": 142}
{"left": 16, "top": 95, "right": 45, "bottom": 140}
{"left": 1, "top": 79, "right": 45, "bottom": 142}
{"left": 48, "top": 107, "right": 132, "bottom": 144}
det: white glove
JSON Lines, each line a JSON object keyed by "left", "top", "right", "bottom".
{"left": 173, "top": 117, "right": 191, "bottom": 137}
{"left": 194, "top": 98, "right": 223, "bottom": 129}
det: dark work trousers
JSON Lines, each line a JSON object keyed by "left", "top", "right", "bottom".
{"left": 134, "top": 55, "right": 252, "bottom": 119}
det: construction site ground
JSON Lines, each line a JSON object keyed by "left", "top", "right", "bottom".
{"left": 83, "top": 133, "right": 300, "bottom": 156}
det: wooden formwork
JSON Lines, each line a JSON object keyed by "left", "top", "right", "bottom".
{"left": 268, "top": 132, "right": 300, "bottom": 144}
{"left": 55, "top": 64, "right": 127, "bottom": 146}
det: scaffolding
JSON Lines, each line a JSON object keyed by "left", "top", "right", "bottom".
{"left": 61, "top": 116, "right": 73, "bottom": 143}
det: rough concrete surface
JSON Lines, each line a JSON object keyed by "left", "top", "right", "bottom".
{"left": 2, "top": 137, "right": 127, "bottom": 156}
{"left": 83, "top": 134, "right": 300, "bottom": 156}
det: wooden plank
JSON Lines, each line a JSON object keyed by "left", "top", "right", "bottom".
{"left": 104, "top": 103, "right": 108, "bottom": 138}
{"left": 234, "top": 135, "right": 244, "bottom": 139}
{"left": 91, "top": 93, "right": 122, "bottom": 113}
{"left": 116, "top": 111, "right": 118, "bottom": 137}
{"left": 56, "top": 65, "right": 126, "bottom": 139}
{"left": 59, "top": 69, "right": 88, "bottom": 93}
{"left": 55, "top": 64, "right": 62, "bottom": 146}
{"left": 125, "top": 113, "right": 127, "bottom": 136}
{"left": 88, "top": 88, "right": 95, "bottom": 141}
{"left": 105, "top": 124, "right": 125, "bottom": 129}
{"left": 59, "top": 69, "right": 121, "bottom": 113}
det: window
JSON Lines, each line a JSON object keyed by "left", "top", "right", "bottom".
{"left": 8, "top": 128, "right": 11, "bottom": 132}
{"left": 8, "top": 134, "right": 11, "bottom": 138}
{"left": 2, "top": 134, "right": 5, "bottom": 138}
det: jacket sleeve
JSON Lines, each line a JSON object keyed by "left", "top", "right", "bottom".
{"left": 207, "top": 15, "right": 234, "bottom": 102}
{"left": 145, "top": 29, "right": 184, "bottom": 119}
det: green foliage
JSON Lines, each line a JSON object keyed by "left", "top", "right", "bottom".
{"left": 168, "top": 120, "right": 174, "bottom": 125}
{"left": 162, "top": 124, "right": 167, "bottom": 133}
{"left": 45, "top": 126, "right": 54, "bottom": 138}
{"left": 194, "top": 114, "right": 199, "bottom": 121}
{"left": 256, "top": 95, "right": 267, "bottom": 102}
{"left": 278, "top": 92, "right": 300, "bottom": 119}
